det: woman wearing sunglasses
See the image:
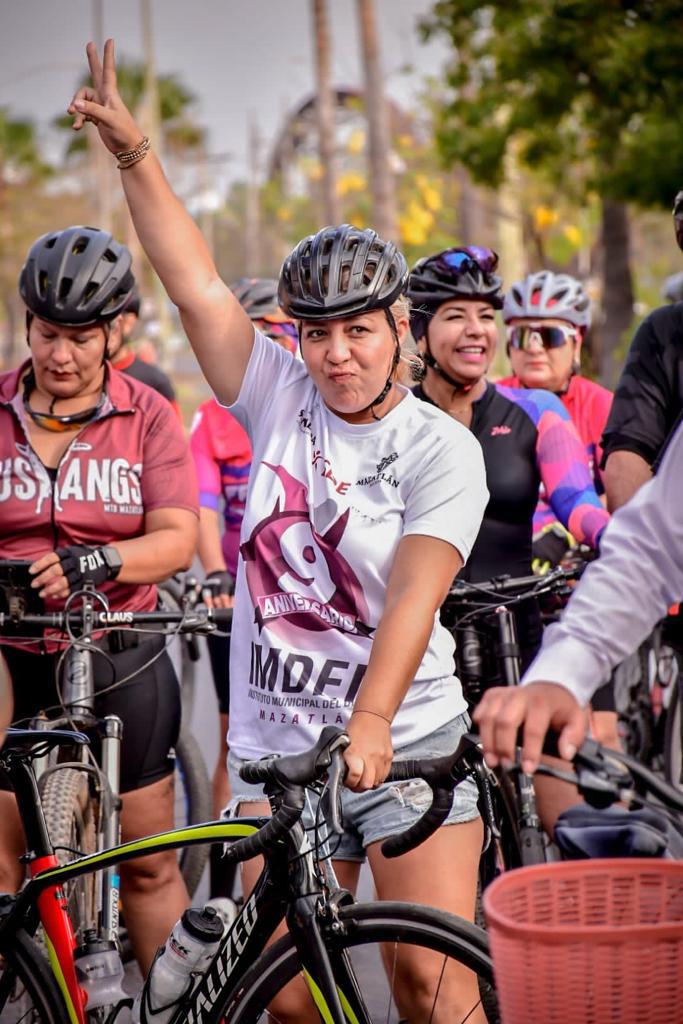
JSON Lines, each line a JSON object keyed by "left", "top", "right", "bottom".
{"left": 408, "top": 248, "right": 609, "bottom": 716}
{"left": 498, "top": 271, "right": 620, "bottom": 751}
{"left": 499, "top": 271, "right": 613, "bottom": 569}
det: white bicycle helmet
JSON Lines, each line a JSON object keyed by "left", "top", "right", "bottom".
{"left": 504, "top": 270, "right": 591, "bottom": 329}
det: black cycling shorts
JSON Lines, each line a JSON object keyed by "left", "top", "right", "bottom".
{"left": 1, "top": 633, "right": 181, "bottom": 793}
{"left": 207, "top": 631, "right": 230, "bottom": 716}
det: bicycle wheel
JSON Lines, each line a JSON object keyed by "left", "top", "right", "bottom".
{"left": 175, "top": 726, "right": 211, "bottom": 895}
{"left": 0, "top": 927, "right": 67, "bottom": 1023}
{"left": 222, "top": 901, "right": 496, "bottom": 1024}
{"left": 40, "top": 767, "right": 98, "bottom": 945}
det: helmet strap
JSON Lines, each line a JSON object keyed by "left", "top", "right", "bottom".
{"left": 368, "top": 308, "right": 401, "bottom": 421}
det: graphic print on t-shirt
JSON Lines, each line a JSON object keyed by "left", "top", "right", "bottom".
{"left": 240, "top": 461, "right": 374, "bottom": 640}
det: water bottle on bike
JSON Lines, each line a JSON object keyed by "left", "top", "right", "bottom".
{"left": 132, "top": 907, "right": 224, "bottom": 1024}
{"left": 74, "top": 937, "right": 129, "bottom": 1018}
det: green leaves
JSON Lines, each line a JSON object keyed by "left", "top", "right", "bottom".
{"left": 425, "top": 0, "right": 683, "bottom": 209}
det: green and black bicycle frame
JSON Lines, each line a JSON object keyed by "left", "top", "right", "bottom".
{"left": 3, "top": 757, "right": 359, "bottom": 1024}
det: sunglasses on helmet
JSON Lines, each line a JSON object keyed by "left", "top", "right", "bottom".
{"left": 507, "top": 323, "right": 578, "bottom": 351}
{"left": 434, "top": 246, "right": 499, "bottom": 276}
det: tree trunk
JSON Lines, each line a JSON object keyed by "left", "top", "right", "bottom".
{"left": 598, "top": 200, "right": 634, "bottom": 389}
{"left": 311, "top": 0, "right": 339, "bottom": 225}
{"left": 356, "top": 0, "right": 398, "bottom": 240}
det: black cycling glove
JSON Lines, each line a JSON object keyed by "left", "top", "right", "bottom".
{"left": 531, "top": 524, "right": 572, "bottom": 576}
{"left": 56, "top": 544, "right": 122, "bottom": 591}
{"left": 203, "top": 569, "right": 235, "bottom": 599}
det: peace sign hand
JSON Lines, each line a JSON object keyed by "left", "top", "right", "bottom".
{"left": 68, "top": 39, "right": 142, "bottom": 155}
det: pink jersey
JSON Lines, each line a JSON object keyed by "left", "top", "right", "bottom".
{"left": 498, "top": 374, "right": 612, "bottom": 533}
{"left": 0, "top": 361, "right": 198, "bottom": 639}
{"left": 189, "top": 399, "right": 252, "bottom": 576}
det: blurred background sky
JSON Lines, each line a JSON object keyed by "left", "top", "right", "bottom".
{"left": 1, "top": 0, "right": 447, "bottom": 179}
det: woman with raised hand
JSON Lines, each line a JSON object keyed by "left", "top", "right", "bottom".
{"left": 70, "top": 41, "right": 490, "bottom": 1023}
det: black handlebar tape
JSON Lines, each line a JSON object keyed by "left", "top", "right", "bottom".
{"left": 209, "top": 607, "right": 234, "bottom": 628}
{"left": 385, "top": 760, "right": 422, "bottom": 784}
{"left": 381, "top": 784, "right": 453, "bottom": 858}
{"left": 221, "top": 797, "right": 303, "bottom": 864}
{"left": 239, "top": 757, "right": 278, "bottom": 785}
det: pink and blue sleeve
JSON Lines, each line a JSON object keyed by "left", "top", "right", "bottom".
{"left": 500, "top": 387, "right": 609, "bottom": 548}
{"left": 189, "top": 409, "right": 222, "bottom": 511}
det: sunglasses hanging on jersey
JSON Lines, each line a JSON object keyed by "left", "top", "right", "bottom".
{"left": 507, "top": 323, "right": 578, "bottom": 351}
{"left": 434, "top": 246, "right": 499, "bottom": 276}
{"left": 22, "top": 369, "right": 106, "bottom": 432}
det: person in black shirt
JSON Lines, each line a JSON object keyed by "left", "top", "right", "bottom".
{"left": 602, "top": 191, "right": 683, "bottom": 511}
{"left": 107, "top": 285, "right": 181, "bottom": 415}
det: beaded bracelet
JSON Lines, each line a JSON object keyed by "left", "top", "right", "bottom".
{"left": 115, "top": 136, "right": 151, "bottom": 170}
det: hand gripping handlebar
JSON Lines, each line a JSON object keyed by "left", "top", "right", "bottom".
{"left": 223, "top": 727, "right": 485, "bottom": 865}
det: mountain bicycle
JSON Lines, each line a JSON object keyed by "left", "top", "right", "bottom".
{"left": 0, "top": 575, "right": 231, "bottom": 961}
{"left": 0, "top": 725, "right": 495, "bottom": 1024}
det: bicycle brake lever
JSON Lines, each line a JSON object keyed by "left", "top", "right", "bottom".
{"left": 325, "top": 740, "right": 349, "bottom": 836}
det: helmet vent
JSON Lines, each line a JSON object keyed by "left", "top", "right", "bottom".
{"left": 45, "top": 236, "right": 58, "bottom": 250}
{"left": 38, "top": 271, "right": 49, "bottom": 298}
{"left": 58, "top": 277, "right": 73, "bottom": 302}
{"left": 83, "top": 281, "right": 99, "bottom": 303}
{"left": 102, "top": 248, "right": 117, "bottom": 263}
{"left": 71, "top": 237, "right": 90, "bottom": 255}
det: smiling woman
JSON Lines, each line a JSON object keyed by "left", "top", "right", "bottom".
{"left": 408, "top": 246, "right": 609, "bottom": 671}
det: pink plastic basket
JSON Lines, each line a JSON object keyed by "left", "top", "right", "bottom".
{"left": 483, "top": 859, "right": 683, "bottom": 1024}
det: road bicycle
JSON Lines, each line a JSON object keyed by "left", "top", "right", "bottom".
{"left": 0, "top": 725, "right": 496, "bottom": 1024}
{"left": 0, "top": 575, "right": 231, "bottom": 962}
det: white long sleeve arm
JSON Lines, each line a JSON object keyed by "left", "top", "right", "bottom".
{"left": 522, "top": 422, "right": 683, "bottom": 705}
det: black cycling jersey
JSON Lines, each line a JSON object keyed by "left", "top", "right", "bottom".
{"left": 416, "top": 382, "right": 548, "bottom": 582}
{"left": 601, "top": 303, "right": 683, "bottom": 468}
{"left": 119, "top": 354, "right": 177, "bottom": 406}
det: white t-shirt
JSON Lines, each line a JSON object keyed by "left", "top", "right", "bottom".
{"left": 226, "top": 330, "right": 488, "bottom": 758}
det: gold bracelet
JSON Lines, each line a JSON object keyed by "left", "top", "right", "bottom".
{"left": 116, "top": 136, "right": 151, "bottom": 170}
{"left": 351, "top": 708, "right": 392, "bottom": 725}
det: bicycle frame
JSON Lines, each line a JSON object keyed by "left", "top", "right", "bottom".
{"left": 29, "top": 585, "right": 124, "bottom": 948}
{"left": 5, "top": 751, "right": 360, "bottom": 1024}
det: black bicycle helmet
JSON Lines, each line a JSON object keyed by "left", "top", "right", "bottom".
{"left": 407, "top": 246, "right": 504, "bottom": 341}
{"left": 123, "top": 284, "right": 141, "bottom": 317}
{"left": 278, "top": 224, "right": 408, "bottom": 321}
{"left": 19, "top": 226, "right": 135, "bottom": 326}
{"left": 674, "top": 191, "right": 683, "bottom": 253}
{"left": 231, "top": 277, "right": 288, "bottom": 321}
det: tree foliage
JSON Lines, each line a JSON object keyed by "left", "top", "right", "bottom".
{"left": 422, "top": 0, "right": 683, "bottom": 209}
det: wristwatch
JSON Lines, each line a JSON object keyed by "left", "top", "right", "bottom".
{"left": 101, "top": 545, "right": 123, "bottom": 580}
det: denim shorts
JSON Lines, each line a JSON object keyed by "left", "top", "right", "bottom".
{"left": 227, "top": 712, "right": 480, "bottom": 862}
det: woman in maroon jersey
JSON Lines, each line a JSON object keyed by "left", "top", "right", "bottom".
{"left": 0, "top": 224, "right": 198, "bottom": 971}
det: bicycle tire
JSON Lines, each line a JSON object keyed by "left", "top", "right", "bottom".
{"left": 220, "top": 901, "right": 496, "bottom": 1024}
{"left": 175, "top": 726, "right": 212, "bottom": 895}
{"left": 664, "top": 676, "right": 683, "bottom": 788}
{"left": 0, "top": 926, "right": 67, "bottom": 1023}
{"left": 39, "top": 767, "right": 98, "bottom": 946}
